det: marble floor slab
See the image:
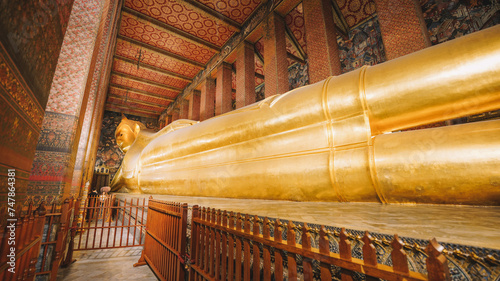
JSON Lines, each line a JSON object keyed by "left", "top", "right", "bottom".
{"left": 56, "top": 248, "right": 157, "bottom": 281}
{"left": 116, "top": 193, "right": 500, "bottom": 250}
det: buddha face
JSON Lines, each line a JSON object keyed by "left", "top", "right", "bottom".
{"left": 115, "top": 125, "right": 136, "bottom": 152}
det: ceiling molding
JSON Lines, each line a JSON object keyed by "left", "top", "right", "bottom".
{"left": 109, "top": 83, "right": 175, "bottom": 101}
{"left": 182, "top": 0, "right": 242, "bottom": 31}
{"left": 111, "top": 71, "right": 184, "bottom": 92}
{"left": 114, "top": 55, "right": 193, "bottom": 82}
{"left": 122, "top": 7, "right": 222, "bottom": 52}
{"left": 117, "top": 35, "right": 205, "bottom": 68}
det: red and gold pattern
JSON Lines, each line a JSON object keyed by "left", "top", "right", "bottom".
{"left": 115, "top": 39, "right": 202, "bottom": 78}
{"left": 0, "top": 47, "right": 44, "bottom": 129}
{"left": 336, "top": 0, "right": 376, "bottom": 27}
{"left": 285, "top": 3, "right": 307, "bottom": 55}
{"left": 113, "top": 59, "right": 189, "bottom": 89}
{"left": 111, "top": 75, "right": 179, "bottom": 98}
{"left": 197, "top": 0, "right": 262, "bottom": 24}
{"left": 109, "top": 86, "right": 171, "bottom": 106}
{"left": 107, "top": 96, "right": 164, "bottom": 112}
{"left": 119, "top": 13, "right": 217, "bottom": 64}
{"left": 124, "top": 0, "right": 236, "bottom": 47}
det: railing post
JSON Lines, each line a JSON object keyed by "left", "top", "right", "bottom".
{"left": 50, "top": 198, "right": 69, "bottom": 279}
{"left": 339, "top": 228, "right": 355, "bottom": 281}
{"left": 274, "top": 219, "right": 284, "bottom": 281}
{"left": 362, "top": 231, "right": 379, "bottom": 281}
{"left": 189, "top": 205, "right": 199, "bottom": 281}
{"left": 391, "top": 234, "right": 410, "bottom": 275}
{"left": 62, "top": 198, "right": 80, "bottom": 267}
{"left": 252, "top": 215, "right": 260, "bottom": 281}
{"left": 134, "top": 196, "right": 153, "bottom": 267}
{"left": 301, "top": 223, "right": 313, "bottom": 281}
{"left": 28, "top": 202, "right": 46, "bottom": 281}
{"left": 319, "top": 226, "right": 332, "bottom": 280}
{"left": 426, "top": 238, "right": 451, "bottom": 281}
{"left": 177, "top": 203, "right": 188, "bottom": 281}
{"left": 262, "top": 217, "right": 271, "bottom": 281}
{"left": 287, "top": 221, "right": 297, "bottom": 281}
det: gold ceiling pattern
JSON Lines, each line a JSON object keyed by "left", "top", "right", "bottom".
{"left": 106, "top": 0, "right": 378, "bottom": 118}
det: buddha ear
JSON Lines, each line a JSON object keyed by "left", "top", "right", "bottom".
{"left": 133, "top": 123, "right": 141, "bottom": 135}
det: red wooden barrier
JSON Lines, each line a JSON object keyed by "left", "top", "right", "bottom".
{"left": 0, "top": 202, "right": 46, "bottom": 281}
{"left": 73, "top": 195, "right": 147, "bottom": 250}
{"left": 134, "top": 198, "right": 188, "bottom": 281}
{"left": 189, "top": 205, "right": 451, "bottom": 281}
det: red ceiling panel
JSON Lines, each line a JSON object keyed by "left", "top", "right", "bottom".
{"left": 111, "top": 75, "right": 179, "bottom": 98}
{"left": 119, "top": 13, "right": 216, "bottom": 64}
{"left": 113, "top": 59, "right": 189, "bottom": 89}
{"left": 108, "top": 96, "right": 164, "bottom": 112}
{"left": 197, "top": 0, "right": 262, "bottom": 24}
{"left": 109, "top": 87, "right": 171, "bottom": 106}
{"left": 115, "top": 39, "right": 202, "bottom": 78}
{"left": 124, "top": 0, "right": 236, "bottom": 47}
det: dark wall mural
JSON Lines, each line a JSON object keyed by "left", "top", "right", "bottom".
{"left": 289, "top": 62, "right": 309, "bottom": 90}
{"left": 337, "top": 15, "right": 386, "bottom": 73}
{"left": 0, "top": 0, "right": 75, "bottom": 107}
{"left": 420, "top": 0, "right": 500, "bottom": 45}
{"left": 95, "top": 111, "right": 159, "bottom": 179}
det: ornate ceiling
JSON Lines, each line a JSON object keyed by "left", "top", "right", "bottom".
{"left": 105, "top": 0, "right": 376, "bottom": 118}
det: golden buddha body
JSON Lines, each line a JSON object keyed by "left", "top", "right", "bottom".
{"left": 111, "top": 26, "right": 500, "bottom": 206}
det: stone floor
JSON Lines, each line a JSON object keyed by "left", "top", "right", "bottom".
{"left": 57, "top": 247, "right": 157, "bottom": 280}
{"left": 117, "top": 193, "right": 500, "bottom": 250}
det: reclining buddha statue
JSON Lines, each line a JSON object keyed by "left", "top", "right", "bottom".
{"left": 110, "top": 26, "right": 500, "bottom": 206}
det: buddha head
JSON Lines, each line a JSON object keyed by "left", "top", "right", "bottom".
{"left": 115, "top": 115, "right": 146, "bottom": 153}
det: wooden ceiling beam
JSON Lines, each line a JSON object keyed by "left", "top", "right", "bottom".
{"left": 105, "top": 107, "right": 159, "bottom": 119}
{"left": 287, "top": 52, "right": 306, "bottom": 65}
{"left": 107, "top": 93, "right": 169, "bottom": 108}
{"left": 112, "top": 71, "right": 183, "bottom": 92}
{"left": 106, "top": 104, "right": 161, "bottom": 116}
{"left": 114, "top": 55, "right": 193, "bottom": 82}
{"left": 109, "top": 83, "right": 176, "bottom": 101}
{"left": 182, "top": 0, "right": 241, "bottom": 31}
{"left": 117, "top": 35, "right": 205, "bottom": 68}
{"left": 122, "top": 7, "right": 221, "bottom": 52}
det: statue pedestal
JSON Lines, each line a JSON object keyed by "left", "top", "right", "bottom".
{"left": 114, "top": 192, "right": 500, "bottom": 251}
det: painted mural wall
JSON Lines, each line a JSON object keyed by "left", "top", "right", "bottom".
{"left": 337, "top": 15, "right": 387, "bottom": 73}
{"left": 288, "top": 62, "right": 309, "bottom": 90}
{"left": 0, "top": 1, "right": 75, "bottom": 212}
{"left": 95, "top": 111, "right": 159, "bottom": 180}
{"left": 420, "top": 0, "right": 500, "bottom": 45}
